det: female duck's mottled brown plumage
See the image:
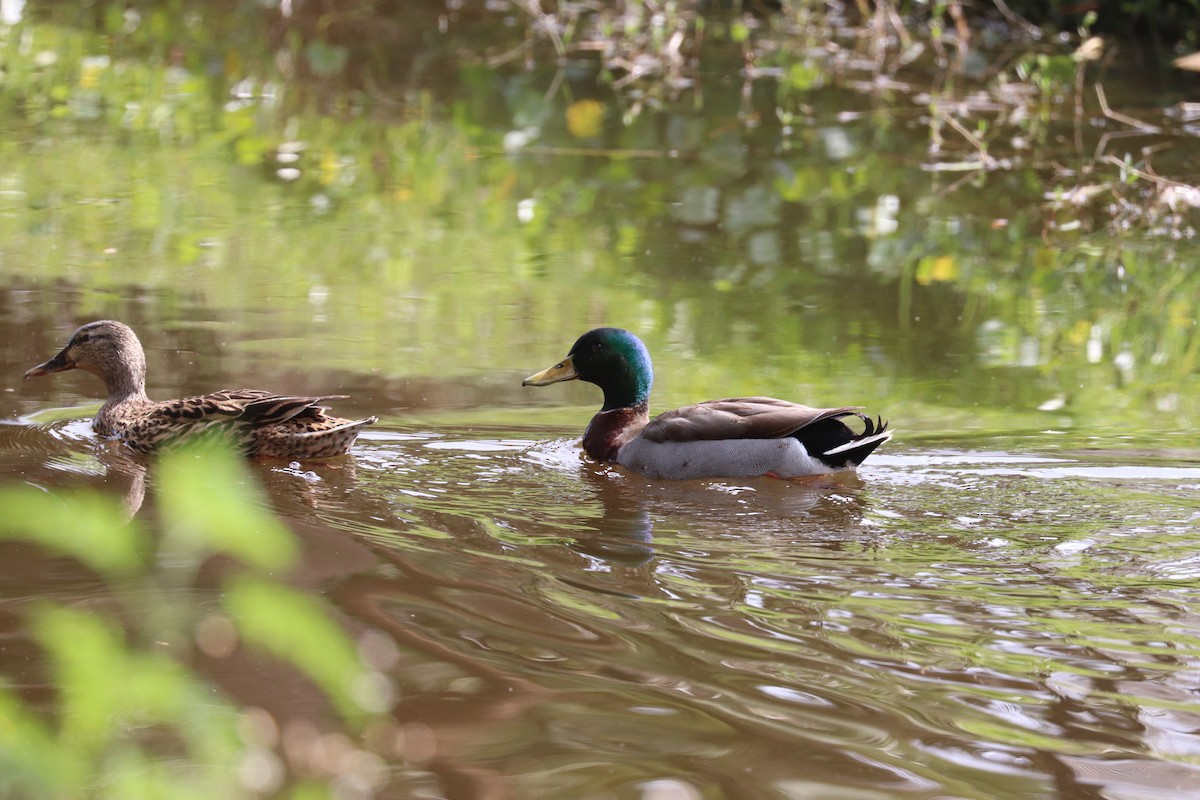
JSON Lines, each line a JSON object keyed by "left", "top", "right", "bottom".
{"left": 25, "top": 320, "right": 376, "bottom": 458}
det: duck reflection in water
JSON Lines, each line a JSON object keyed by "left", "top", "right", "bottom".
{"left": 568, "top": 462, "right": 875, "bottom": 569}
{"left": 569, "top": 467, "right": 656, "bottom": 566}
{"left": 314, "top": 462, "right": 878, "bottom": 799}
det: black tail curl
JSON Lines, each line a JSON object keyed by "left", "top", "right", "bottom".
{"left": 793, "top": 412, "right": 892, "bottom": 470}
{"left": 854, "top": 413, "right": 889, "bottom": 438}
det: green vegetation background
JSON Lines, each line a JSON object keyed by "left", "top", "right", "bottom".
{"left": 3, "top": 1, "right": 1197, "bottom": 432}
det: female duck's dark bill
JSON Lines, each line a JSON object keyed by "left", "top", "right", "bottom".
{"left": 523, "top": 356, "right": 578, "bottom": 386}
{"left": 24, "top": 350, "right": 76, "bottom": 379}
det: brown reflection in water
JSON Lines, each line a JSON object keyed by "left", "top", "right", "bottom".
{"left": 303, "top": 464, "right": 935, "bottom": 800}
{"left": 1031, "top": 596, "right": 1200, "bottom": 799}
{"left": 0, "top": 437, "right": 148, "bottom": 713}
{"left": 564, "top": 465, "right": 876, "bottom": 589}
{"left": 158, "top": 452, "right": 536, "bottom": 798}
{"left": 327, "top": 553, "right": 937, "bottom": 799}
{"left": 333, "top": 567, "right": 548, "bottom": 800}
{"left": 568, "top": 470, "right": 657, "bottom": 568}
{"left": 9, "top": 410, "right": 1200, "bottom": 799}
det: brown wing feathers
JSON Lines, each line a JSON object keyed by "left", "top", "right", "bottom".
{"left": 155, "top": 391, "right": 348, "bottom": 428}
{"left": 641, "top": 397, "right": 864, "bottom": 443}
{"left": 235, "top": 394, "right": 349, "bottom": 426}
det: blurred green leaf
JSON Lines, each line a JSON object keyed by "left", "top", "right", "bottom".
{"left": 0, "top": 487, "right": 147, "bottom": 577}
{"left": 99, "top": 747, "right": 241, "bottom": 800}
{"left": 156, "top": 443, "right": 298, "bottom": 571}
{"left": 786, "top": 61, "right": 822, "bottom": 91}
{"left": 289, "top": 782, "right": 336, "bottom": 800}
{"left": 27, "top": 598, "right": 251, "bottom": 795}
{"left": 35, "top": 605, "right": 197, "bottom": 748}
{"left": 0, "top": 438, "right": 367, "bottom": 797}
{"left": 224, "top": 576, "right": 369, "bottom": 722}
{"left": 0, "top": 688, "right": 83, "bottom": 799}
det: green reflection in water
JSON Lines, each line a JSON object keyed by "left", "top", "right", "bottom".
{"left": 0, "top": 2, "right": 1197, "bottom": 436}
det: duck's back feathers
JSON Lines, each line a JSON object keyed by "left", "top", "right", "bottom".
{"left": 252, "top": 413, "right": 378, "bottom": 459}
{"left": 175, "top": 390, "right": 350, "bottom": 426}
{"left": 117, "top": 390, "right": 375, "bottom": 457}
{"left": 617, "top": 397, "right": 891, "bottom": 479}
{"left": 641, "top": 397, "right": 862, "bottom": 443}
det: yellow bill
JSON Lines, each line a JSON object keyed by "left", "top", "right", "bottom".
{"left": 522, "top": 356, "right": 578, "bottom": 386}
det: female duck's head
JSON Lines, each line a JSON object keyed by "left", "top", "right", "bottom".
{"left": 25, "top": 320, "right": 147, "bottom": 396}
{"left": 523, "top": 327, "right": 653, "bottom": 411}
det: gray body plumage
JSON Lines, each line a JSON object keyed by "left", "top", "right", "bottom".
{"left": 617, "top": 436, "right": 834, "bottom": 479}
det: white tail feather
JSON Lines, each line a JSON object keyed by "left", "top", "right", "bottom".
{"left": 822, "top": 429, "right": 894, "bottom": 457}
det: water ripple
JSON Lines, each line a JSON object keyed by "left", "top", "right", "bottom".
{"left": 8, "top": 421, "right": 1200, "bottom": 798}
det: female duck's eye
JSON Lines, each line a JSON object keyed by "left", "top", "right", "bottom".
{"left": 77, "top": 334, "right": 90, "bottom": 344}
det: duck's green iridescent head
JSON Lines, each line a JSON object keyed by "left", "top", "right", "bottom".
{"left": 523, "top": 327, "right": 653, "bottom": 411}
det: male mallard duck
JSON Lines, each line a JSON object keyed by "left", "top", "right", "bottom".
{"left": 523, "top": 327, "right": 892, "bottom": 480}
{"left": 25, "top": 320, "right": 376, "bottom": 458}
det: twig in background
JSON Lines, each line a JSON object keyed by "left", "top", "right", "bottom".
{"left": 1071, "top": 37, "right": 1105, "bottom": 156}
{"left": 935, "top": 108, "right": 997, "bottom": 169}
{"left": 1093, "top": 83, "right": 1163, "bottom": 161}
{"left": 1095, "top": 84, "right": 1162, "bottom": 134}
{"left": 1101, "top": 154, "right": 1195, "bottom": 190}
{"left": 946, "top": 0, "right": 970, "bottom": 71}
{"left": 991, "top": 0, "right": 1043, "bottom": 39}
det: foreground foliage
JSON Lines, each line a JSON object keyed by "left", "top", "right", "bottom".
{"left": 0, "top": 444, "right": 383, "bottom": 799}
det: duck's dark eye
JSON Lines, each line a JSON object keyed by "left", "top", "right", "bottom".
{"left": 592, "top": 342, "right": 604, "bottom": 352}
{"left": 76, "top": 333, "right": 91, "bottom": 344}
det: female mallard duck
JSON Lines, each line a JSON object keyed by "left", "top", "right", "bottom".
{"left": 25, "top": 320, "right": 376, "bottom": 458}
{"left": 523, "top": 327, "right": 892, "bottom": 480}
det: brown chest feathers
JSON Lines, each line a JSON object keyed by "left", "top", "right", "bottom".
{"left": 582, "top": 403, "right": 649, "bottom": 463}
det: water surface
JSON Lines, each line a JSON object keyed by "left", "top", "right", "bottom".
{"left": 3, "top": 3, "right": 1200, "bottom": 798}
